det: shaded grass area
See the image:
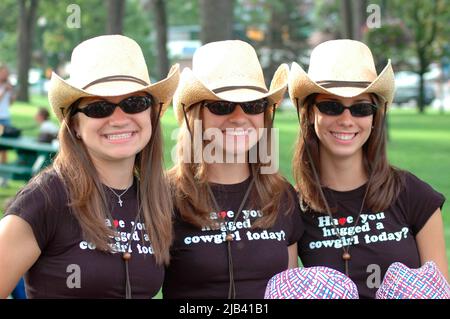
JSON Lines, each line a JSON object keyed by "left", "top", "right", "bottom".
{"left": 1, "top": 97, "right": 449, "bottom": 279}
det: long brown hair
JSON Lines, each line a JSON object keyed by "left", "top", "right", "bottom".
{"left": 168, "top": 103, "right": 294, "bottom": 229}
{"left": 292, "top": 94, "right": 404, "bottom": 213}
{"left": 38, "top": 101, "right": 173, "bottom": 265}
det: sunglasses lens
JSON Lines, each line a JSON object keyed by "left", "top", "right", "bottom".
{"left": 120, "top": 95, "right": 153, "bottom": 114}
{"left": 241, "top": 99, "right": 268, "bottom": 114}
{"left": 205, "top": 101, "right": 235, "bottom": 115}
{"left": 351, "top": 103, "right": 376, "bottom": 117}
{"left": 83, "top": 101, "right": 116, "bottom": 118}
{"left": 316, "top": 101, "right": 343, "bottom": 116}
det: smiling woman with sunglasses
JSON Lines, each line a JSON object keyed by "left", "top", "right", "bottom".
{"left": 289, "top": 40, "right": 447, "bottom": 299}
{"left": 163, "top": 40, "right": 303, "bottom": 299}
{"left": 0, "top": 35, "right": 180, "bottom": 298}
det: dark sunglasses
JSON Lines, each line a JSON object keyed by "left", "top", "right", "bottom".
{"left": 202, "top": 98, "right": 268, "bottom": 116}
{"left": 315, "top": 101, "right": 377, "bottom": 117}
{"left": 72, "top": 94, "right": 154, "bottom": 118}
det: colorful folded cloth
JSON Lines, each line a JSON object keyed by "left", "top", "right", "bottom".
{"left": 265, "top": 266, "right": 359, "bottom": 299}
{"left": 376, "top": 261, "right": 450, "bottom": 299}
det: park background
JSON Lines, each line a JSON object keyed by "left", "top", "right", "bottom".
{"left": 1, "top": 0, "right": 449, "bottom": 286}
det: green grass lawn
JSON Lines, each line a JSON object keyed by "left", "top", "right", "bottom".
{"left": 1, "top": 96, "right": 450, "bottom": 279}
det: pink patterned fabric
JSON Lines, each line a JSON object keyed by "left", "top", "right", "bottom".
{"left": 376, "top": 261, "right": 450, "bottom": 299}
{"left": 264, "top": 266, "right": 359, "bottom": 299}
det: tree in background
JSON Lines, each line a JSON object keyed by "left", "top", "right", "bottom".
{"left": 367, "top": 0, "right": 449, "bottom": 113}
{"left": 146, "top": 0, "right": 169, "bottom": 81}
{"left": 392, "top": 0, "right": 449, "bottom": 113}
{"left": 0, "top": 1, "right": 19, "bottom": 67}
{"left": 0, "top": 0, "right": 153, "bottom": 95}
{"left": 339, "top": 0, "right": 353, "bottom": 39}
{"left": 106, "top": 0, "right": 124, "bottom": 35}
{"left": 238, "top": 0, "right": 311, "bottom": 88}
{"left": 39, "top": 1, "right": 106, "bottom": 74}
{"left": 200, "top": 0, "right": 234, "bottom": 43}
{"left": 17, "top": 0, "right": 39, "bottom": 102}
{"left": 338, "top": 0, "right": 367, "bottom": 40}
{"left": 166, "top": 0, "right": 199, "bottom": 27}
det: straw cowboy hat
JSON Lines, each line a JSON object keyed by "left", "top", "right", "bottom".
{"left": 288, "top": 39, "right": 395, "bottom": 108}
{"left": 264, "top": 266, "right": 359, "bottom": 299}
{"left": 376, "top": 261, "right": 450, "bottom": 299}
{"left": 48, "top": 35, "right": 180, "bottom": 122}
{"left": 173, "top": 40, "right": 289, "bottom": 123}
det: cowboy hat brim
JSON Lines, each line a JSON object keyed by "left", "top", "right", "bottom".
{"left": 173, "top": 63, "right": 289, "bottom": 123}
{"left": 49, "top": 64, "right": 180, "bottom": 122}
{"left": 288, "top": 61, "right": 395, "bottom": 108}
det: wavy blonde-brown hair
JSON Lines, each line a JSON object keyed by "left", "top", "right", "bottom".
{"left": 37, "top": 102, "right": 172, "bottom": 265}
{"left": 292, "top": 94, "right": 404, "bottom": 213}
{"left": 168, "top": 103, "right": 294, "bottom": 229}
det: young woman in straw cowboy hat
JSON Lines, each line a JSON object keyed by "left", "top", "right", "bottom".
{"left": 163, "top": 40, "right": 304, "bottom": 299}
{"left": 289, "top": 39, "right": 447, "bottom": 299}
{"left": 0, "top": 35, "right": 179, "bottom": 298}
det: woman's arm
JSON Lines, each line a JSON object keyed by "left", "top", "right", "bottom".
{"left": 0, "top": 215, "right": 41, "bottom": 298}
{"left": 288, "top": 243, "right": 299, "bottom": 269}
{"left": 416, "top": 208, "right": 448, "bottom": 280}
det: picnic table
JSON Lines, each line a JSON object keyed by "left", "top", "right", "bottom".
{"left": 0, "top": 136, "right": 59, "bottom": 181}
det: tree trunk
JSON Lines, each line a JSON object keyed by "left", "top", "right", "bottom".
{"left": 150, "top": 0, "right": 169, "bottom": 80}
{"left": 409, "top": 0, "right": 439, "bottom": 113}
{"left": 352, "top": 0, "right": 367, "bottom": 41}
{"left": 265, "top": 2, "right": 285, "bottom": 84}
{"left": 438, "top": 62, "right": 445, "bottom": 114}
{"left": 17, "top": 0, "right": 39, "bottom": 102}
{"left": 200, "top": 0, "right": 234, "bottom": 44}
{"left": 418, "top": 68, "right": 426, "bottom": 113}
{"left": 106, "top": 0, "right": 125, "bottom": 35}
{"left": 417, "top": 44, "right": 430, "bottom": 113}
{"left": 340, "top": 0, "right": 353, "bottom": 39}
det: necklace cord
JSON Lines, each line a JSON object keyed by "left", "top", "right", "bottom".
{"left": 124, "top": 209, "right": 141, "bottom": 299}
{"left": 206, "top": 176, "right": 256, "bottom": 299}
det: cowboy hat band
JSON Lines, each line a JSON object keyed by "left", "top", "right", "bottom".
{"left": 48, "top": 35, "right": 180, "bottom": 122}
{"left": 82, "top": 75, "right": 150, "bottom": 90}
{"left": 316, "top": 80, "right": 372, "bottom": 88}
{"left": 212, "top": 85, "right": 268, "bottom": 94}
{"left": 173, "top": 40, "right": 289, "bottom": 123}
{"left": 288, "top": 39, "right": 395, "bottom": 109}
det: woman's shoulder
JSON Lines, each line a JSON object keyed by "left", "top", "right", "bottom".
{"left": 276, "top": 178, "right": 299, "bottom": 213}
{"left": 26, "top": 169, "right": 66, "bottom": 195}
{"left": 278, "top": 178, "right": 298, "bottom": 197}
{"left": 399, "top": 170, "right": 442, "bottom": 196}
{"left": 393, "top": 171, "right": 445, "bottom": 234}
{"left": 4, "top": 169, "right": 72, "bottom": 251}
{"left": 6, "top": 169, "right": 68, "bottom": 213}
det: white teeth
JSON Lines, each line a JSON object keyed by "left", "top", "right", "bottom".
{"left": 332, "top": 132, "right": 356, "bottom": 141}
{"left": 106, "top": 133, "right": 133, "bottom": 140}
{"left": 225, "top": 129, "right": 249, "bottom": 136}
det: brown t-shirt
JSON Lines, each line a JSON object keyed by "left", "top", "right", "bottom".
{"left": 297, "top": 171, "right": 445, "bottom": 299}
{"left": 163, "top": 178, "right": 304, "bottom": 299}
{"left": 5, "top": 171, "right": 164, "bottom": 298}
